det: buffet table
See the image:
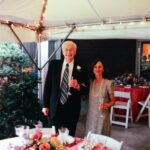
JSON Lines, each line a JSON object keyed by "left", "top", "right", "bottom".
{"left": 114, "top": 85, "right": 150, "bottom": 120}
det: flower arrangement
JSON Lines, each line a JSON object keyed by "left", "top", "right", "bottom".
{"left": 114, "top": 73, "right": 148, "bottom": 86}
{"left": 18, "top": 131, "right": 66, "bottom": 150}
{"left": 114, "top": 73, "right": 137, "bottom": 86}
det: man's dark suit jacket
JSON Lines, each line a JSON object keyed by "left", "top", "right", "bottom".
{"left": 43, "top": 59, "right": 89, "bottom": 121}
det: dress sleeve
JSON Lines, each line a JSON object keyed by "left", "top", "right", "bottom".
{"left": 107, "top": 80, "right": 114, "bottom": 95}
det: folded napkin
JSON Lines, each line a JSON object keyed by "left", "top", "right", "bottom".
{"left": 57, "top": 128, "right": 74, "bottom": 144}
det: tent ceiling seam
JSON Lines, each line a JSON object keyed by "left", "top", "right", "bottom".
{"left": 87, "top": 0, "right": 101, "bottom": 21}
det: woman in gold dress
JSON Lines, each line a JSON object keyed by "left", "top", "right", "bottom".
{"left": 85, "top": 59, "right": 115, "bottom": 136}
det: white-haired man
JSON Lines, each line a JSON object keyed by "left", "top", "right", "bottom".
{"left": 42, "top": 41, "right": 89, "bottom": 136}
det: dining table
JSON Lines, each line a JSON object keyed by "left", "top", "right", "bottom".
{"left": 0, "top": 136, "right": 83, "bottom": 150}
{"left": 0, "top": 128, "right": 122, "bottom": 150}
{"left": 0, "top": 127, "right": 83, "bottom": 150}
{"left": 114, "top": 85, "right": 150, "bottom": 121}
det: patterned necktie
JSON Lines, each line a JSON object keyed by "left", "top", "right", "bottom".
{"left": 60, "top": 64, "right": 69, "bottom": 104}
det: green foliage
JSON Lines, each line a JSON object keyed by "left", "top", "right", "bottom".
{"left": 0, "top": 42, "right": 31, "bottom": 76}
{"left": 0, "top": 43, "right": 43, "bottom": 139}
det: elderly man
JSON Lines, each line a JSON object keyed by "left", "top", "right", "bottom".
{"left": 42, "top": 41, "right": 89, "bottom": 136}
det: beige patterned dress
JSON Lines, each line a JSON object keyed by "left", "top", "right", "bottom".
{"left": 85, "top": 79, "right": 114, "bottom": 136}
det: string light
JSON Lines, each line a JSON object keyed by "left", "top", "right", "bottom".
{"left": 0, "top": 0, "right": 150, "bottom": 38}
{"left": 43, "top": 17, "right": 150, "bottom": 37}
{"left": 0, "top": 0, "right": 49, "bottom": 41}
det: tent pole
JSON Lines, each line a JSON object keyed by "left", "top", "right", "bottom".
{"left": 37, "top": 35, "right": 43, "bottom": 104}
{"left": 41, "top": 25, "right": 76, "bottom": 70}
{"left": 8, "top": 24, "right": 40, "bottom": 70}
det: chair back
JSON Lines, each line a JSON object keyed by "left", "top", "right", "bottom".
{"left": 106, "top": 137, "right": 124, "bottom": 150}
{"left": 111, "top": 91, "right": 133, "bottom": 128}
{"left": 114, "top": 91, "right": 131, "bottom": 103}
{"left": 145, "top": 93, "right": 150, "bottom": 105}
{"left": 135, "top": 93, "right": 150, "bottom": 127}
{"left": 90, "top": 133, "right": 123, "bottom": 150}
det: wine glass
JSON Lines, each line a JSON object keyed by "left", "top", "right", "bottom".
{"left": 34, "top": 120, "right": 43, "bottom": 131}
{"left": 15, "top": 125, "right": 25, "bottom": 137}
{"left": 84, "top": 131, "right": 92, "bottom": 150}
{"left": 84, "top": 131, "right": 98, "bottom": 150}
{"left": 51, "top": 126, "right": 56, "bottom": 135}
{"left": 15, "top": 125, "right": 30, "bottom": 139}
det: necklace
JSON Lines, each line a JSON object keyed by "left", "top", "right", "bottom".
{"left": 92, "top": 80, "right": 103, "bottom": 97}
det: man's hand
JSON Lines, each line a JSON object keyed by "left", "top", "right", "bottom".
{"left": 69, "top": 79, "right": 80, "bottom": 90}
{"left": 42, "top": 108, "right": 49, "bottom": 116}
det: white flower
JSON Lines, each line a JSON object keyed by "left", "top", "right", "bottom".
{"left": 77, "top": 65, "right": 81, "bottom": 72}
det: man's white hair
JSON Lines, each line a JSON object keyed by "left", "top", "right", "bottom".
{"left": 62, "top": 41, "right": 77, "bottom": 50}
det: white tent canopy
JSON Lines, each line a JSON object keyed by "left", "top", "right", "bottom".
{"left": 0, "top": 0, "right": 150, "bottom": 42}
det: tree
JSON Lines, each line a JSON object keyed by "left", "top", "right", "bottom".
{"left": 0, "top": 43, "right": 43, "bottom": 139}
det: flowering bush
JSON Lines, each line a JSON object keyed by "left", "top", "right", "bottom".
{"left": 18, "top": 132, "right": 66, "bottom": 150}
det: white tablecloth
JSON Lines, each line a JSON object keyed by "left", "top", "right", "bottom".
{"left": 0, "top": 137, "right": 26, "bottom": 150}
{"left": 0, "top": 128, "right": 55, "bottom": 150}
{"left": 0, "top": 131, "right": 123, "bottom": 150}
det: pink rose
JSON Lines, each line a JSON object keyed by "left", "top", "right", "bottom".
{"left": 39, "top": 143, "right": 50, "bottom": 150}
{"left": 32, "top": 131, "right": 42, "bottom": 140}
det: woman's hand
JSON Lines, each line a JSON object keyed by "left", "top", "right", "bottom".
{"left": 100, "top": 93, "right": 116, "bottom": 110}
{"left": 100, "top": 103, "right": 110, "bottom": 110}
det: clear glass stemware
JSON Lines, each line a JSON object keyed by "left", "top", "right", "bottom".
{"left": 68, "top": 76, "right": 73, "bottom": 96}
{"left": 99, "top": 98, "right": 104, "bottom": 118}
{"left": 15, "top": 125, "right": 29, "bottom": 139}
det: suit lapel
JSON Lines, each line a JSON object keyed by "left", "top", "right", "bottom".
{"left": 56, "top": 60, "right": 63, "bottom": 86}
{"left": 72, "top": 61, "right": 78, "bottom": 78}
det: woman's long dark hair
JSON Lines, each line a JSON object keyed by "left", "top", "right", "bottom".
{"left": 89, "top": 58, "right": 107, "bottom": 80}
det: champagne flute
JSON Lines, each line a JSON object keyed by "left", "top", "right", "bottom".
{"left": 84, "top": 131, "right": 92, "bottom": 150}
{"left": 68, "top": 76, "right": 73, "bottom": 96}
{"left": 15, "top": 125, "right": 30, "bottom": 144}
{"left": 99, "top": 98, "right": 104, "bottom": 118}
